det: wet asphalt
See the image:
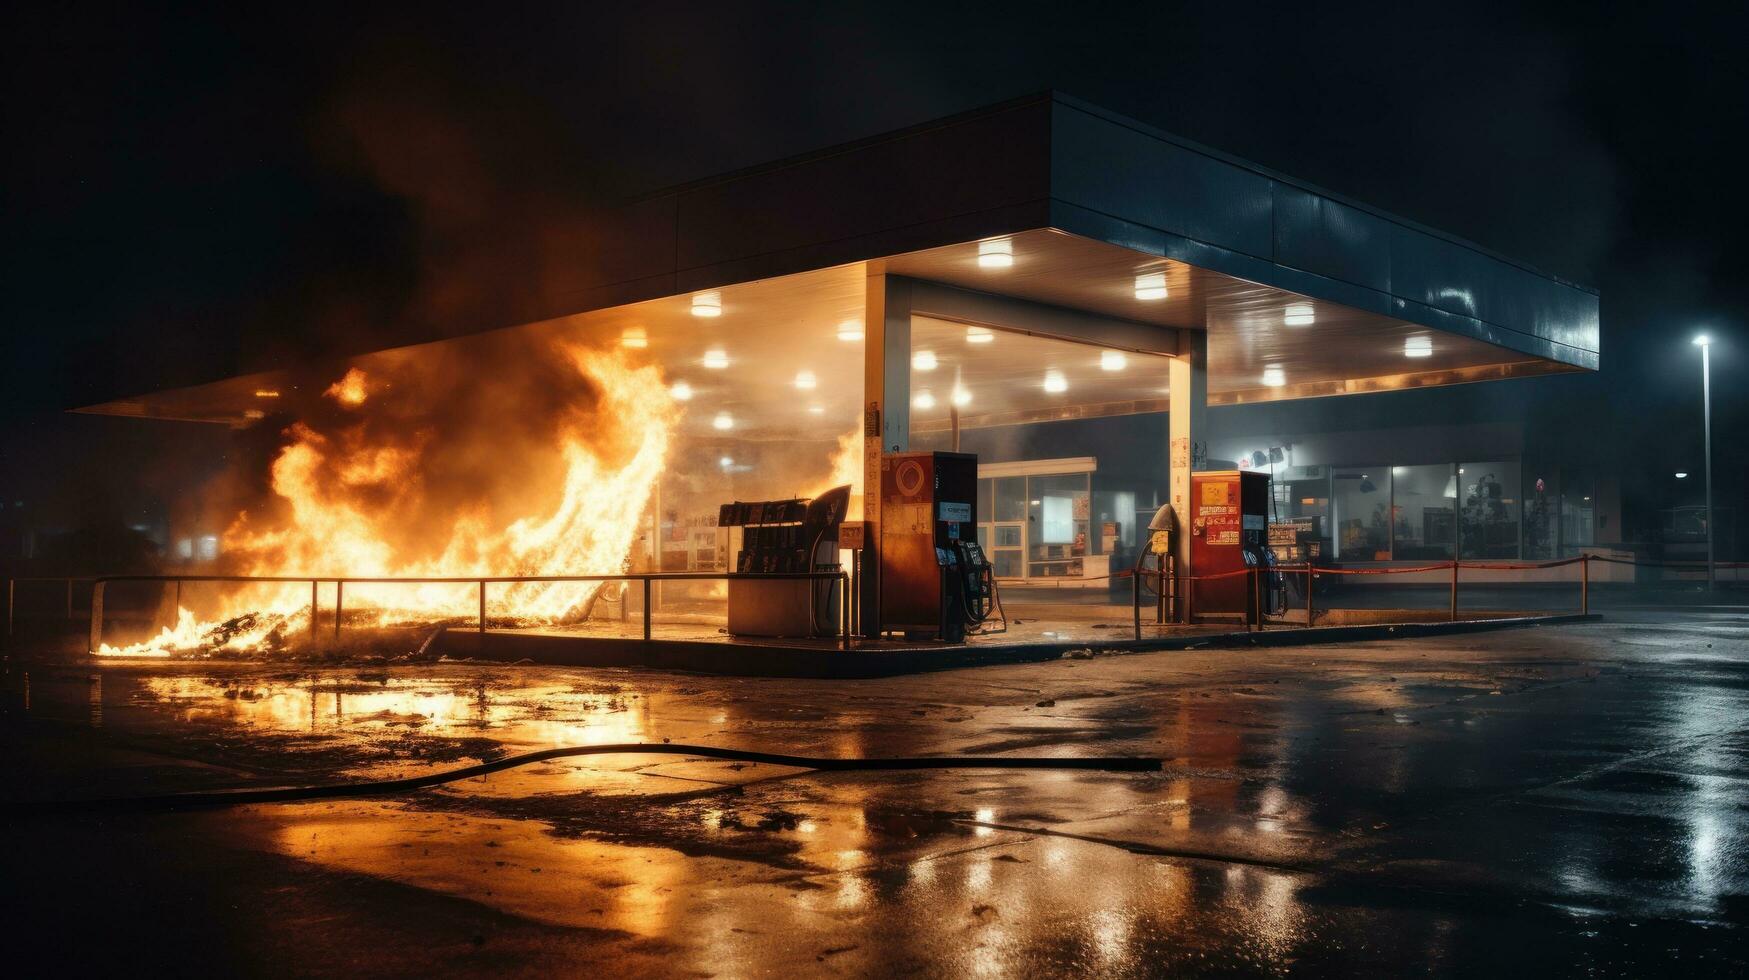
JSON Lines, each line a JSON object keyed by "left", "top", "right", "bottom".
{"left": 1, "top": 606, "right": 1745, "bottom": 977}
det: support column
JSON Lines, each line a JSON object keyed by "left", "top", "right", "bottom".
{"left": 1169, "top": 329, "right": 1208, "bottom": 622}
{"left": 861, "top": 274, "right": 912, "bottom": 637}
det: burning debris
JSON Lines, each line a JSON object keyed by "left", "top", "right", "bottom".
{"left": 100, "top": 338, "right": 678, "bottom": 657}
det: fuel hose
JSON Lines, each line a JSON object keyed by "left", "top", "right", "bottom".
{"left": 19, "top": 742, "right": 1161, "bottom": 814}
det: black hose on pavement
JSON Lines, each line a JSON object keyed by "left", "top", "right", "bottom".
{"left": 20, "top": 742, "right": 1161, "bottom": 814}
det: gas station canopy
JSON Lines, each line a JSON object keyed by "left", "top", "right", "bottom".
{"left": 79, "top": 92, "right": 1596, "bottom": 425}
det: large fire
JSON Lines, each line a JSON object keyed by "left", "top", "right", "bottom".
{"left": 99, "top": 341, "right": 677, "bottom": 656}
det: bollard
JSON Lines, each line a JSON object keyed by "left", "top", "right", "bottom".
{"left": 88, "top": 581, "right": 107, "bottom": 653}
{"left": 309, "top": 580, "right": 318, "bottom": 641}
{"left": 1132, "top": 567, "right": 1141, "bottom": 641}
{"left": 335, "top": 580, "right": 344, "bottom": 639}
{"left": 1251, "top": 567, "right": 1262, "bottom": 632}
{"left": 478, "top": 581, "right": 487, "bottom": 634}
{"left": 1581, "top": 554, "right": 1589, "bottom": 616}
{"left": 642, "top": 578, "right": 652, "bottom": 641}
{"left": 1449, "top": 561, "right": 1459, "bottom": 621}
{"left": 1306, "top": 564, "right": 1314, "bottom": 627}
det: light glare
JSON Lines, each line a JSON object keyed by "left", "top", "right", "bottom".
{"left": 1100, "top": 350, "right": 1127, "bottom": 371}
{"left": 912, "top": 350, "right": 938, "bottom": 371}
{"left": 1134, "top": 271, "right": 1168, "bottom": 301}
{"left": 1261, "top": 366, "right": 1287, "bottom": 387}
{"left": 690, "top": 292, "right": 722, "bottom": 318}
{"left": 669, "top": 381, "right": 693, "bottom": 401}
{"left": 1043, "top": 369, "right": 1067, "bottom": 393}
{"left": 977, "top": 239, "right": 1014, "bottom": 268}
{"left": 794, "top": 370, "right": 817, "bottom": 390}
{"left": 702, "top": 349, "right": 729, "bottom": 369}
{"left": 712, "top": 412, "right": 734, "bottom": 431}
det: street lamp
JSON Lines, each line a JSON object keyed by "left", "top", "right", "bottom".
{"left": 1693, "top": 333, "right": 1715, "bottom": 590}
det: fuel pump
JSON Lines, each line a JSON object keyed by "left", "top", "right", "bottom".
{"left": 877, "top": 451, "right": 1003, "bottom": 641}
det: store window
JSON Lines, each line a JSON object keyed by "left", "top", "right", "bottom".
{"left": 993, "top": 477, "right": 1027, "bottom": 522}
{"left": 1334, "top": 468, "right": 1391, "bottom": 560}
{"left": 1522, "top": 471, "right": 1558, "bottom": 559}
{"left": 1560, "top": 475, "right": 1596, "bottom": 550}
{"left": 1391, "top": 464, "right": 1456, "bottom": 559}
{"left": 1026, "top": 473, "right": 1090, "bottom": 578}
{"left": 1458, "top": 461, "right": 1521, "bottom": 559}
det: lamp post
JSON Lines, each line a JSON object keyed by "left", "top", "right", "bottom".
{"left": 1693, "top": 334, "right": 1714, "bottom": 590}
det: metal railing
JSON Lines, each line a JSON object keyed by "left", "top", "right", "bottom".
{"left": 83, "top": 571, "right": 851, "bottom": 653}
{"left": 5, "top": 576, "right": 92, "bottom": 637}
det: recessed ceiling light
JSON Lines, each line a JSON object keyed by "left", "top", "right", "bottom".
{"left": 691, "top": 292, "right": 722, "bottom": 318}
{"left": 807, "top": 403, "right": 825, "bottom": 415}
{"left": 1261, "top": 366, "right": 1287, "bottom": 387}
{"left": 670, "top": 381, "right": 693, "bottom": 401}
{"left": 621, "top": 326, "right": 648, "bottom": 349}
{"left": 712, "top": 411, "right": 734, "bottom": 431}
{"left": 977, "top": 239, "right": 1014, "bottom": 269}
{"left": 1043, "top": 369, "right": 1067, "bottom": 393}
{"left": 1134, "top": 271, "right": 1168, "bottom": 301}
{"left": 1675, "top": 471, "right": 1689, "bottom": 479}
{"left": 1284, "top": 303, "right": 1315, "bottom": 327}
{"left": 913, "top": 389, "right": 936, "bottom": 409}
{"left": 702, "top": 349, "right": 729, "bottom": 369}
{"left": 912, "top": 350, "right": 938, "bottom": 371}
{"left": 836, "top": 321, "right": 864, "bottom": 342}
{"left": 719, "top": 456, "right": 734, "bottom": 469}
{"left": 952, "top": 387, "right": 972, "bottom": 407}
{"left": 1100, "top": 350, "right": 1127, "bottom": 372}
{"left": 1404, "top": 335, "right": 1434, "bottom": 358}
{"left": 965, "top": 326, "right": 995, "bottom": 344}
{"left": 794, "top": 370, "right": 817, "bottom": 390}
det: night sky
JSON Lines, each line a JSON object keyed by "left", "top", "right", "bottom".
{"left": 2, "top": 1, "right": 1743, "bottom": 546}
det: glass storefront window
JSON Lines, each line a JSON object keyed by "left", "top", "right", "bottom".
{"left": 1092, "top": 489, "right": 1137, "bottom": 555}
{"left": 993, "top": 477, "right": 1027, "bottom": 522}
{"left": 1458, "top": 461, "right": 1520, "bottom": 559}
{"left": 1391, "top": 464, "right": 1456, "bottom": 559}
{"left": 1026, "top": 474, "right": 1089, "bottom": 578}
{"left": 1334, "top": 468, "right": 1391, "bottom": 560}
{"left": 1522, "top": 470, "right": 1558, "bottom": 559}
{"left": 1560, "top": 475, "right": 1595, "bottom": 550}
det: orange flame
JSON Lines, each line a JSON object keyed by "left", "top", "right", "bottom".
{"left": 99, "top": 344, "right": 676, "bottom": 656}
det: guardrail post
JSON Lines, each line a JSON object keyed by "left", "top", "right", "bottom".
{"left": 335, "top": 580, "right": 344, "bottom": 639}
{"left": 88, "top": 580, "right": 105, "bottom": 653}
{"left": 309, "top": 580, "right": 318, "bottom": 641}
{"left": 66, "top": 578, "right": 74, "bottom": 620}
{"left": 1186, "top": 572, "right": 1195, "bottom": 626}
{"left": 1306, "top": 564, "right": 1314, "bottom": 627}
{"left": 642, "top": 578, "right": 652, "bottom": 641}
{"left": 1581, "top": 555, "right": 1589, "bottom": 616}
{"left": 478, "top": 581, "right": 487, "bottom": 634}
{"left": 1449, "top": 561, "right": 1459, "bottom": 622}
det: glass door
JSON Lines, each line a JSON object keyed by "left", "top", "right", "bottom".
{"left": 990, "top": 476, "right": 1028, "bottom": 580}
